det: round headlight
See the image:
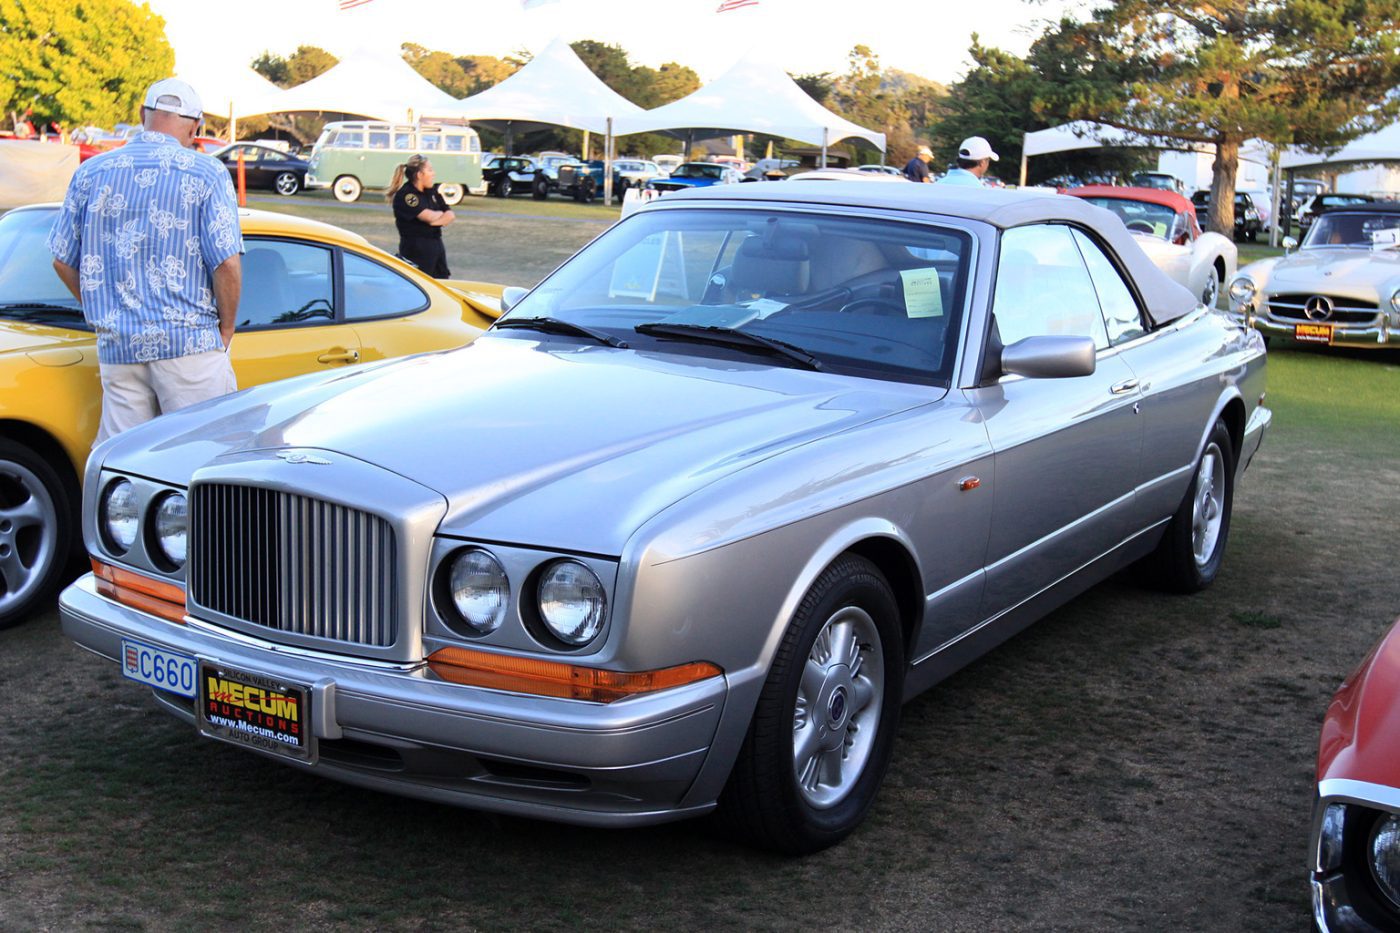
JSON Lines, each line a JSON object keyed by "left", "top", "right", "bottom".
{"left": 1227, "top": 276, "right": 1256, "bottom": 303}
{"left": 448, "top": 549, "right": 509, "bottom": 634}
{"left": 1370, "top": 813, "right": 1400, "bottom": 910}
{"left": 101, "top": 478, "right": 139, "bottom": 553}
{"left": 537, "top": 560, "right": 607, "bottom": 646}
{"left": 152, "top": 492, "right": 188, "bottom": 568}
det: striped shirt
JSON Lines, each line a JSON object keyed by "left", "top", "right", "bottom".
{"left": 46, "top": 131, "right": 243, "bottom": 364}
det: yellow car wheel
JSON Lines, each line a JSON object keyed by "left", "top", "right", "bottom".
{"left": 0, "top": 438, "right": 77, "bottom": 629}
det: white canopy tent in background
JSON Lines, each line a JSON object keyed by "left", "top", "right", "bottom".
{"left": 1280, "top": 120, "right": 1400, "bottom": 172}
{"left": 447, "top": 37, "right": 643, "bottom": 149}
{"left": 173, "top": 61, "right": 283, "bottom": 140}
{"left": 1018, "top": 121, "right": 1272, "bottom": 186}
{"left": 615, "top": 56, "right": 886, "bottom": 164}
{"left": 231, "top": 46, "right": 461, "bottom": 123}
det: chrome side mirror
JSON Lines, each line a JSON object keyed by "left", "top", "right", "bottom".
{"left": 500, "top": 286, "right": 529, "bottom": 314}
{"left": 1282, "top": 236, "right": 1298, "bottom": 252}
{"left": 1001, "top": 335, "right": 1097, "bottom": 379}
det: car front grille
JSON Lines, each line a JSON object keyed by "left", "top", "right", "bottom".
{"left": 189, "top": 484, "right": 397, "bottom": 647}
{"left": 557, "top": 165, "right": 577, "bottom": 185}
{"left": 1267, "top": 293, "right": 1380, "bottom": 324}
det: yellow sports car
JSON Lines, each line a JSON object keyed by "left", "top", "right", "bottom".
{"left": 0, "top": 203, "right": 502, "bottom": 629}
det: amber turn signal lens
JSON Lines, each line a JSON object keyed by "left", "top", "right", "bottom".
{"left": 427, "top": 646, "right": 722, "bottom": 703}
{"left": 91, "top": 559, "right": 187, "bottom": 623}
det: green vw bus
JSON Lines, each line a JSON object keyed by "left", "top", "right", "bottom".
{"left": 306, "top": 121, "right": 485, "bottom": 204}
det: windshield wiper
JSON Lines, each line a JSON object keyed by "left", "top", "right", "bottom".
{"left": 634, "top": 322, "right": 823, "bottom": 371}
{"left": 0, "top": 302, "right": 84, "bottom": 321}
{"left": 493, "top": 316, "right": 630, "bottom": 349}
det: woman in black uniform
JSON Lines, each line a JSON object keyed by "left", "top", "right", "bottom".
{"left": 388, "top": 154, "right": 455, "bottom": 278}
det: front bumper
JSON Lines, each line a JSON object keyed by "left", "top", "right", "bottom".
{"left": 60, "top": 574, "right": 727, "bottom": 827}
{"left": 1232, "top": 307, "right": 1400, "bottom": 348}
{"left": 304, "top": 172, "right": 330, "bottom": 190}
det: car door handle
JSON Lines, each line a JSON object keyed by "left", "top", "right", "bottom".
{"left": 1110, "top": 379, "right": 1140, "bottom": 395}
{"left": 317, "top": 349, "right": 360, "bottom": 364}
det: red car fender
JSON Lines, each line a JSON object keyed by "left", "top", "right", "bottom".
{"left": 1319, "top": 616, "right": 1400, "bottom": 787}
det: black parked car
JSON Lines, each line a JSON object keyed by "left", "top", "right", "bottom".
{"left": 1191, "top": 190, "right": 1263, "bottom": 241}
{"left": 482, "top": 155, "right": 540, "bottom": 198}
{"left": 1295, "top": 193, "right": 1376, "bottom": 234}
{"left": 212, "top": 144, "right": 310, "bottom": 196}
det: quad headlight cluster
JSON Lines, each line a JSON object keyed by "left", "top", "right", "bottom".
{"left": 97, "top": 476, "right": 188, "bottom": 571}
{"left": 439, "top": 546, "right": 610, "bottom": 648}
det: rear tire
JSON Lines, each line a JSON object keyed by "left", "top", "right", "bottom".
{"left": 0, "top": 439, "right": 77, "bottom": 630}
{"left": 1137, "top": 419, "right": 1235, "bottom": 593}
{"left": 438, "top": 183, "right": 464, "bottom": 206}
{"left": 532, "top": 177, "right": 549, "bottom": 200}
{"left": 274, "top": 172, "right": 300, "bottom": 196}
{"left": 715, "top": 554, "right": 903, "bottom": 854}
{"left": 495, "top": 178, "right": 513, "bottom": 198}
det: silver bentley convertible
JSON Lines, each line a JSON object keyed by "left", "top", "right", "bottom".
{"left": 1228, "top": 202, "right": 1400, "bottom": 349}
{"left": 61, "top": 184, "right": 1271, "bottom": 854}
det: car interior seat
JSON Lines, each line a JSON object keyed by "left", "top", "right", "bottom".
{"left": 726, "top": 235, "right": 812, "bottom": 301}
{"left": 240, "top": 248, "right": 292, "bottom": 326}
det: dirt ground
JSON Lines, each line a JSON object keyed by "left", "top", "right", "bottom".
{"left": 1, "top": 199, "right": 1398, "bottom": 929}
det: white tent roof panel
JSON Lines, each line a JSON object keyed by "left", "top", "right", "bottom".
{"left": 615, "top": 57, "right": 885, "bottom": 151}
{"left": 233, "top": 46, "right": 460, "bottom": 122}
{"left": 445, "top": 38, "right": 643, "bottom": 134}
{"left": 1281, "top": 121, "right": 1400, "bottom": 172}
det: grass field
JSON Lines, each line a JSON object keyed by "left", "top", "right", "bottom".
{"left": 3, "top": 198, "right": 1399, "bottom": 931}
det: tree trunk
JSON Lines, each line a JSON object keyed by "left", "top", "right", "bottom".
{"left": 1208, "top": 137, "right": 1240, "bottom": 238}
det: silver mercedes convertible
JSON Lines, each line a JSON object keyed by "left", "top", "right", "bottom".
{"left": 61, "top": 183, "right": 1271, "bottom": 854}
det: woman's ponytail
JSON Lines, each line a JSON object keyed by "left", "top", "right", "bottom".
{"left": 385, "top": 154, "right": 429, "bottom": 202}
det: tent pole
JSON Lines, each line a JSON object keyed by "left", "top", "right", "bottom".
{"left": 583, "top": 130, "right": 590, "bottom": 161}
{"left": 505, "top": 122, "right": 514, "bottom": 156}
{"left": 1269, "top": 146, "right": 1282, "bottom": 248}
{"left": 820, "top": 128, "right": 828, "bottom": 168}
{"left": 1019, "top": 135, "right": 1029, "bottom": 187}
{"left": 604, "top": 118, "right": 614, "bottom": 207}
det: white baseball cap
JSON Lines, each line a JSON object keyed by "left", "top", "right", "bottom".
{"left": 958, "top": 136, "right": 999, "bottom": 162}
{"left": 143, "top": 78, "right": 203, "bottom": 119}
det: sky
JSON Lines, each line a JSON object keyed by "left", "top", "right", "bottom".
{"left": 148, "top": 0, "right": 1083, "bottom": 88}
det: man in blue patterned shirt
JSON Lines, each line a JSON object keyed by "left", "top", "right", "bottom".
{"left": 49, "top": 78, "right": 243, "bottom": 445}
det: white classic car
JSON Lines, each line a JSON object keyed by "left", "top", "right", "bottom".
{"left": 1068, "top": 186, "right": 1237, "bottom": 308}
{"left": 1228, "top": 203, "right": 1400, "bottom": 349}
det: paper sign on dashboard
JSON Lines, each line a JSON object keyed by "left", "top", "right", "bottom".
{"left": 900, "top": 268, "right": 943, "bottom": 318}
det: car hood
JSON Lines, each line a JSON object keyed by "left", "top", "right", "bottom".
{"left": 104, "top": 336, "right": 939, "bottom": 554}
{"left": 0, "top": 320, "right": 94, "bottom": 358}
{"left": 1318, "top": 617, "right": 1400, "bottom": 788}
{"left": 1268, "top": 247, "right": 1400, "bottom": 294}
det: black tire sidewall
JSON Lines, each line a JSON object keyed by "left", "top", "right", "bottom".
{"left": 1188, "top": 422, "right": 1236, "bottom": 586}
{"left": 0, "top": 439, "right": 76, "bottom": 628}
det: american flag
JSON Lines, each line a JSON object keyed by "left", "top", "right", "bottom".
{"left": 716, "top": 0, "right": 759, "bottom": 9}
{"left": 339, "top": 0, "right": 374, "bottom": 9}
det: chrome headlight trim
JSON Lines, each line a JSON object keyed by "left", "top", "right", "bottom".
{"left": 150, "top": 491, "right": 188, "bottom": 569}
{"left": 1228, "top": 275, "right": 1256, "bottom": 306}
{"left": 446, "top": 548, "right": 510, "bottom": 636}
{"left": 100, "top": 477, "right": 139, "bottom": 555}
{"left": 1370, "top": 812, "right": 1400, "bottom": 910}
{"left": 536, "top": 559, "right": 608, "bottom": 647}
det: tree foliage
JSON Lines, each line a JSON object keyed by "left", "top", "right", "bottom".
{"left": 929, "top": 35, "right": 1149, "bottom": 184}
{"left": 244, "top": 45, "right": 340, "bottom": 146}
{"left": 0, "top": 0, "right": 172, "bottom": 130}
{"left": 1031, "top": 0, "right": 1400, "bottom": 233}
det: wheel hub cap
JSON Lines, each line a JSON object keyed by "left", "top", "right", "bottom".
{"left": 0, "top": 463, "right": 58, "bottom": 611}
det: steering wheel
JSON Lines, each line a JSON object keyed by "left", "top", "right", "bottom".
{"left": 1125, "top": 219, "right": 1158, "bottom": 234}
{"left": 838, "top": 297, "right": 906, "bottom": 316}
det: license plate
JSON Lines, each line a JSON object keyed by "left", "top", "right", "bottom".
{"left": 197, "top": 661, "right": 313, "bottom": 762}
{"left": 1295, "top": 322, "right": 1334, "bottom": 344}
{"left": 121, "top": 639, "right": 197, "bottom": 697}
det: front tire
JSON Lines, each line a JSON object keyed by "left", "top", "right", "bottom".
{"left": 716, "top": 554, "right": 903, "bottom": 854}
{"left": 438, "top": 183, "right": 464, "bottom": 205}
{"left": 531, "top": 177, "right": 549, "bottom": 200}
{"left": 332, "top": 175, "right": 362, "bottom": 203}
{"left": 1137, "top": 419, "right": 1235, "bottom": 592}
{"left": 0, "top": 439, "right": 76, "bottom": 630}
{"left": 1202, "top": 266, "right": 1222, "bottom": 308}
{"left": 274, "top": 172, "right": 300, "bottom": 196}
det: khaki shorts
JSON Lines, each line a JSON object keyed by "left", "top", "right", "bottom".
{"left": 96, "top": 350, "right": 238, "bottom": 446}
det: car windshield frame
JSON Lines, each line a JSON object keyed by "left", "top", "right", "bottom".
{"left": 1077, "top": 196, "right": 1187, "bottom": 242}
{"left": 0, "top": 207, "right": 88, "bottom": 329}
{"left": 494, "top": 205, "right": 976, "bottom": 388}
{"left": 1301, "top": 210, "right": 1400, "bottom": 249}
{"left": 672, "top": 164, "right": 725, "bottom": 180}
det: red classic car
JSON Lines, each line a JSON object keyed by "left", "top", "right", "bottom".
{"left": 1312, "top": 616, "right": 1400, "bottom": 931}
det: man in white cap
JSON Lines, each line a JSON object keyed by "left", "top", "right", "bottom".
{"left": 902, "top": 145, "right": 935, "bottom": 183}
{"left": 48, "top": 78, "right": 243, "bottom": 445}
{"left": 936, "top": 136, "right": 999, "bottom": 187}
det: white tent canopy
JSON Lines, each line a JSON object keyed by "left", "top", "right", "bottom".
{"left": 175, "top": 61, "right": 282, "bottom": 123}
{"left": 1020, "top": 121, "right": 1272, "bottom": 184}
{"left": 445, "top": 37, "right": 643, "bottom": 135}
{"left": 232, "top": 46, "right": 460, "bottom": 122}
{"left": 614, "top": 56, "right": 886, "bottom": 152}
{"left": 1280, "top": 121, "right": 1400, "bottom": 172}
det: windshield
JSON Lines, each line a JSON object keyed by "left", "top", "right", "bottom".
{"left": 501, "top": 207, "right": 973, "bottom": 386}
{"left": 1079, "top": 197, "right": 1186, "bottom": 241}
{"left": 672, "top": 164, "right": 724, "bottom": 180}
{"left": 1303, "top": 211, "right": 1400, "bottom": 248}
{"left": 0, "top": 209, "right": 87, "bottom": 326}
